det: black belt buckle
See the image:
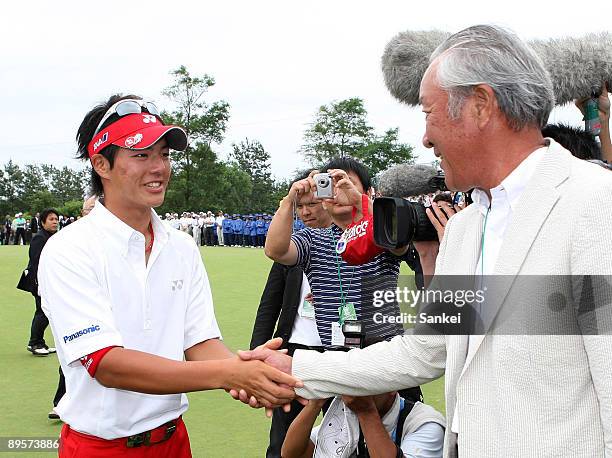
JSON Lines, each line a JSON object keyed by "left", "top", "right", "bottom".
{"left": 126, "top": 433, "right": 147, "bottom": 448}
{"left": 159, "top": 422, "right": 177, "bottom": 443}
{"left": 126, "top": 420, "right": 177, "bottom": 448}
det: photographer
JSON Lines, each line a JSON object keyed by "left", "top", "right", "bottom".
{"left": 282, "top": 390, "right": 443, "bottom": 458}
{"left": 251, "top": 171, "right": 331, "bottom": 457}
{"left": 265, "top": 156, "right": 409, "bottom": 348}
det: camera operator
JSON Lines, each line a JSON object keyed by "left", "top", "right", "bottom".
{"left": 265, "top": 156, "right": 409, "bottom": 349}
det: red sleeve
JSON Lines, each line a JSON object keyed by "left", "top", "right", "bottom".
{"left": 79, "top": 346, "right": 121, "bottom": 377}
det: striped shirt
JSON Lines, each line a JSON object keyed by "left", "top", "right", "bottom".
{"left": 292, "top": 225, "right": 404, "bottom": 347}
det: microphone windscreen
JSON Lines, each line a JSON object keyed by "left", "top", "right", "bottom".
{"left": 382, "top": 29, "right": 612, "bottom": 107}
{"left": 378, "top": 164, "right": 439, "bottom": 197}
{"left": 381, "top": 30, "right": 450, "bottom": 106}
{"left": 529, "top": 33, "right": 612, "bottom": 105}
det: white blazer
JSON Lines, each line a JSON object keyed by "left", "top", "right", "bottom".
{"left": 294, "top": 141, "right": 612, "bottom": 457}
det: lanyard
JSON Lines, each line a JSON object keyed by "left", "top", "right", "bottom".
{"left": 329, "top": 227, "right": 355, "bottom": 325}
{"left": 480, "top": 207, "right": 490, "bottom": 277}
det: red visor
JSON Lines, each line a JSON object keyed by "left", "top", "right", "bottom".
{"left": 87, "top": 113, "right": 187, "bottom": 158}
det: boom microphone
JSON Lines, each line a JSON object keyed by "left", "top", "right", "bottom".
{"left": 377, "top": 163, "right": 446, "bottom": 197}
{"left": 529, "top": 34, "right": 612, "bottom": 105}
{"left": 381, "top": 30, "right": 450, "bottom": 108}
{"left": 382, "top": 29, "right": 612, "bottom": 106}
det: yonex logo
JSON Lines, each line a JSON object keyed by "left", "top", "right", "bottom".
{"left": 142, "top": 114, "right": 157, "bottom": 124}
{"left": 172, "top": 280, "right": 183, "bottom": 291}
{"left": 63, "top": 325, "right": 101, "bottom": 343}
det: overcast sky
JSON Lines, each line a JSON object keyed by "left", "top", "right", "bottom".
{"left": 1, "top": 1, "right": 610, "bottom": 180}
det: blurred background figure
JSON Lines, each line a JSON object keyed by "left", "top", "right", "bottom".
{"left": 13, "top": 212, "right": 27, "bottom": 245}
{"left": 26, "top": 208, "right": 59, "bottom": 356}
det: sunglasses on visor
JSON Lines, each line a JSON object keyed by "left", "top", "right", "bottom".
{"left": 94, "top": 99, "right": 161, "bottom": 136}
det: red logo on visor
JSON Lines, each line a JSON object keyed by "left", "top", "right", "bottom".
{"left": 125, "top": 133, "right": 143, "bottom": 148}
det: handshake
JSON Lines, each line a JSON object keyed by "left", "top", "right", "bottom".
{"left": 225, "top": 338, "right": 306, "bottom": 416}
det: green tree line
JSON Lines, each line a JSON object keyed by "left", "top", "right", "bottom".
{"left": 1, "top": 66, "right": 414, "bottom": 219}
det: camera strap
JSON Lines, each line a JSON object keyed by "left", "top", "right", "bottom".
{"left": 329, "top": 228, "right": 356, "bottom": 326}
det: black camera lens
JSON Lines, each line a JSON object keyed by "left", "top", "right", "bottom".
{"left": 373, "top": 197, "right": 438, "bottom": 248}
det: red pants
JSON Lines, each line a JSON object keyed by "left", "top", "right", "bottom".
{"left": 58, "top": 418, "right": 192, "bottom": 457}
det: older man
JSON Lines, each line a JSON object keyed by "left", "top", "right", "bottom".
{"left": 240, "top": 25, "right": 612, "bottom": 457}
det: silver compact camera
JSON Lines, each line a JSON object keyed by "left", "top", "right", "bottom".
{"left": 313, "top": 173, "right": 333, "bottom": 199}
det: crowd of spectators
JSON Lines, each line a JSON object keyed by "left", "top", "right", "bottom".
{"left": 2, "top": 212, "right": 78, "bottom": 245}
{"left": 162, "top": 211, "right": 277, "bottom": 247}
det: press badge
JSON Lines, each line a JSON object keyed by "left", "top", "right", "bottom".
{"left": 299, "top": 299, "right": 315, "bottom": 319}
{"left": 343, "top": 302, "right": 357, "bottom": 321}
{"left": 331, "top": 322, "right": 345, "bottom": 346}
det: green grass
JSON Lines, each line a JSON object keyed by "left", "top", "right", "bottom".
{"left": 0, "top": 245, "right": 444, "bottom": 457}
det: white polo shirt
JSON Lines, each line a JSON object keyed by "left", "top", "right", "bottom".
{"left": 39, "top": 201, "right": 221, "bottom": 439}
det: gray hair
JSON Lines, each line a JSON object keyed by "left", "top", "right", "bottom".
{"left": 430, "top": 24, "right": 555, "bottom": 131}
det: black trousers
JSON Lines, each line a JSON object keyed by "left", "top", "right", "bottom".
{"left": 257, "top": 234, "right": 265, "bottom": 247}
{"left": 266, "top": 343, "right": 326, "bottom": 458}
{"left": 224, "top": 233, "right": 232, "bottom": 246}
{"left": 202, "top": 227, "right": 213, "bottom": 246}
{"left": 29, "top": 295, "right": 49, "bottom": 347}
{"left": 53, "top": 366, "right": 66, "bottom": 407}
{"left": 14, "top": 227, "right": 26, "bottom": 245}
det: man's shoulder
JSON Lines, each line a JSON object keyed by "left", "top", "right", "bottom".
{"left": 400, "top": 401, "right": 446, "bottom": 438}
{"left": 567, "top": 155, "right": 612, "bottom": 189}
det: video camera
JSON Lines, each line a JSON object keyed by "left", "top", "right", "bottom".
{"left": 373, "top": 170, "right": 448, "bottom": 248}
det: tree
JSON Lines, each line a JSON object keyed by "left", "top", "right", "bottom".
{"left": 301, "top": 98, "right": 372, "bottom": 164}
{"left": 0, "top": 160, "right": 26, "bottom": 216}
{"left": 47, "top": 166, "right": 88, "bottom": 204}
{"left": 229, "top": 139, "right": 276, "bottom": 211}
{"left": 357, "top": 128, "right": 415, "bottom": 176}
{"left": 300, "top": 97, "right": 414, "bottom": 177}
{"left": 161, "top": 66, "right": 230, "bottom": 209}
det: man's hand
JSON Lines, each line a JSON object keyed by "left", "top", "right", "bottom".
{"left": 575, "top": 84, "right": 610, "bottom": 123}
{"left": 227, "top": 338, "right": 300, "bottom": 416}
{"left": 237, "top": 343, "right": 293, "bottom": 375}
{"left": 224, "top": 356, "right": 300, "bottom": 409}
{"left": 326, "top": 169, "right": 362, "bottom": 208}
{"left": 342, "top": 395, "right": 377, "bottom": 414}
{"left": 238, "top": 340, "right": 306, "bottom": 417}
{"left": 282, "top": 170, "right": 319, "bottom": 207}
{"left": 426, "top": 200, "right": 463, "bottom": 242}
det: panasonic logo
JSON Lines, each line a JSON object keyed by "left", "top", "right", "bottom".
{"left": 63, "top": 325, "right": 101, "bottom": 343}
